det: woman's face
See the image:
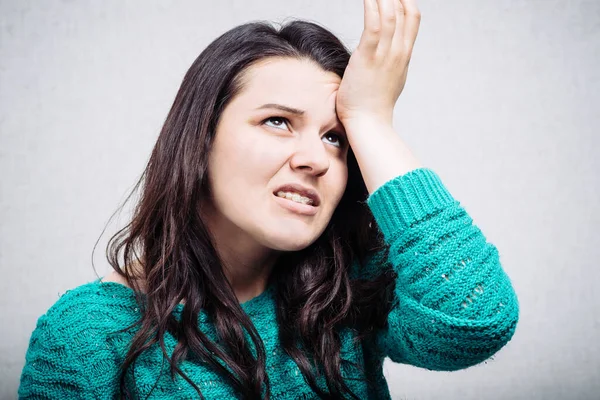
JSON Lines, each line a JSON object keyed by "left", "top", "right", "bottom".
{"left": 204, "top": 57, "right": 349, "bottom": 253}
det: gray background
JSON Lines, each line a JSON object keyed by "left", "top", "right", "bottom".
{"left": 1, "top": 0, "right": 599, "bottom": 399}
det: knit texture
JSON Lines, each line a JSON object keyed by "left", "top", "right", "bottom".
{"left": 19, "top": 167, "right": 519, "bottom": 399}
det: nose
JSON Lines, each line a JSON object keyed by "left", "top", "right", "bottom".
{"left": 289, "top": 131, "right": 330, "bottom": 177}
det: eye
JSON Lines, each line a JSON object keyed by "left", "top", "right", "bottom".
{"left": 262, "top": 116, "right": 290, "bottom": 130}
{"left": 322, "top": 132, "right": 345, "bottom": 148}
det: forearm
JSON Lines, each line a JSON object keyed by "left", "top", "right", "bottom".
{"left": 343, "top": 116, "right": 424, "bottom": 194}
{"left": 361, "top": 168, "right": 519, "bottom": 370}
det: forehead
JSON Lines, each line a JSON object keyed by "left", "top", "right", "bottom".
{"left": 233, "top": 57, "right": 342, "bottom": 111}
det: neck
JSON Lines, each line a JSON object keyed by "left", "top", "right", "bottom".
{"left": 201, "top": 203, "right": 281, "bottom": 303}
{"left": 220, "top": 245, "right": 279, "bottom": 303}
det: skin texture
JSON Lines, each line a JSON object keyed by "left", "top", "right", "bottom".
{"left": 200, "top": 57, "right": 350, "bottom": 301}
{"left": 103, "top": 0, "right": 424, "bottom": 303}
{"left": 337, "top": 0, "right": 424, "bottom": 195}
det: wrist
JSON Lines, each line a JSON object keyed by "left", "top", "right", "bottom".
{"left": 340, "top": 113, "right": 394, "bottom": 135}
{"left": 340, "top": 112, "right": 393, "bottom": 131}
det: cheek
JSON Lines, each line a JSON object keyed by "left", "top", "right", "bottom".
{"left": 334, "top": 163, "right": 349, "bottom": 201}
{"left": 211, "top": 133, "right": 283, "bottom": 193}
{"left": 320, "top": 164, "right": 348, "bottom": 219}
{"left": 243, "top": 132, "right": 297, "bottom": 181}
{"left": 245, "top": 140, "right": 278, "bottom": 167}
{"left": 212, "top": 131, "right": 253, "bottom": 172}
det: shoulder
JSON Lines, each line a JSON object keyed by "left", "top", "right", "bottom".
{"left": 100, "top": 269, "right": 130, "bottom": 286}
{"left": 20, "top": 279, "right": 138, "bottom": 397}
{"left": 32, "top": 278, "right": 141, "bottom": 349}
{"left": 45, "top": 276, "right": 132, "bottom": 312}
{"left": 28, "top": 277, "right": 141, "bottom": 367}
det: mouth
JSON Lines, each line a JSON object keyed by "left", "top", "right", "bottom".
{"left": 272, "top": 192, "right": 319, "bottom": 216}
{"left": 272, "top": 184, "right": 321, "bottom": 207}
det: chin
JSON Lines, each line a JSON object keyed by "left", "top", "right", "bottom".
{"left": 264, "top": 231, "right": 320, "bottom": 252}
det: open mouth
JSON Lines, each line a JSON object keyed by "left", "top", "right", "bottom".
{"left": 272, "top": 193, "right": 319, "bottom": 216}
{"left": 273, "top": 191, "right": 316, "bottom": 207}
{"left": 272, "top": 184, "right": 321, "bottom": 207}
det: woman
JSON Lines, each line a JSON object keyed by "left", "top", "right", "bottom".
{"left": 19, "top": 0, "right": 519, "bottom": 399}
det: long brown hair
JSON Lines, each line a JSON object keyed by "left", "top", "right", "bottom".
{"left": 99, "top": 20, "right": 397, "bottom": 399}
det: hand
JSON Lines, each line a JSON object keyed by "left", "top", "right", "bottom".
{"left": 336, "top": 0, "right": 421, "bottom": 126}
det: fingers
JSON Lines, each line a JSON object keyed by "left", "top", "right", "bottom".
{"left": 390, "top": 0, "right": 405, "bottom": 54}
{"left": 358, "top": 0, "right": 380, "bottom": 54}
{"left": 358, "top": 0, "right": 421, "bottom": 59}
{"left": 374, "top": 0, "right": 396, "bottom": 58}
{"left": 397, "top": 0, "right": 421, "bottom": 53}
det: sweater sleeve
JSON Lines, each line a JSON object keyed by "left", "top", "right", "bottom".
{"left": 18, "top": 313, "right": 92, "bottom": 399}
{"left": 359, "top": 168, "right": 519, "bottom": 371}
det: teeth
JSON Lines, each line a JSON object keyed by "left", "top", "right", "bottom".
{"left": 276, "top": 191, "right": 314, "bottom": 205}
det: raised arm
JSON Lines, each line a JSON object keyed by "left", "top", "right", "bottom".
{"left": 356, "top": 168, "right": 519, "bottom": 370}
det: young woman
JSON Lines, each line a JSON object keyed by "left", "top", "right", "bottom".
{"left": 19, "top": 0, "right": 519, "bottom": 399}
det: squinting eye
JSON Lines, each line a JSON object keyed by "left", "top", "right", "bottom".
{"left": 263, "top": 117, "right": 289, "bottom": 130}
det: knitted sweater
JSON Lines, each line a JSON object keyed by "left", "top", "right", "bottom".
{"left": 18, "top": 168, "right": 519, "bottom": 399}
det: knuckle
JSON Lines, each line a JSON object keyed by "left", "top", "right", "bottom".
{"left": 369, "top": 26, "right": 382, "bottom": 35}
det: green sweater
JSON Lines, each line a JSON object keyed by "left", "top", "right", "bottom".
{"left": 18, "top": 168, "right": 519, "bottom": 399}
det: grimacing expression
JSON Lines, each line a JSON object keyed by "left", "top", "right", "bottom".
{"left": 205, "top": 57, "right": 349, "bottom": 252}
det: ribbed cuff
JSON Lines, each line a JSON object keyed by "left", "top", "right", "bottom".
{"left": 365, "top": 168, "right": 457, "bottom": 240}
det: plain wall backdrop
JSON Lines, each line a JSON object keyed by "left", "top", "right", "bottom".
{"left": 1, "top": 0, "right": 599, "bottom": 399}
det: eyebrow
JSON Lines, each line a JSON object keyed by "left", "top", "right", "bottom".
{"left": 256, "top": 103, "right": 345, "bottom": 135}
{"left": 256, "top": 103, "right": 305, "bottom": 116}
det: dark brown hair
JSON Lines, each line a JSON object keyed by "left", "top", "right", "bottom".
{"left": 99, "top": 20, "right": 396, "bottom": 399}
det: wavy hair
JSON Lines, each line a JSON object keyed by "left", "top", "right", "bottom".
{"left": 101, "top": 20, "right": 397, "bottom": 399}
